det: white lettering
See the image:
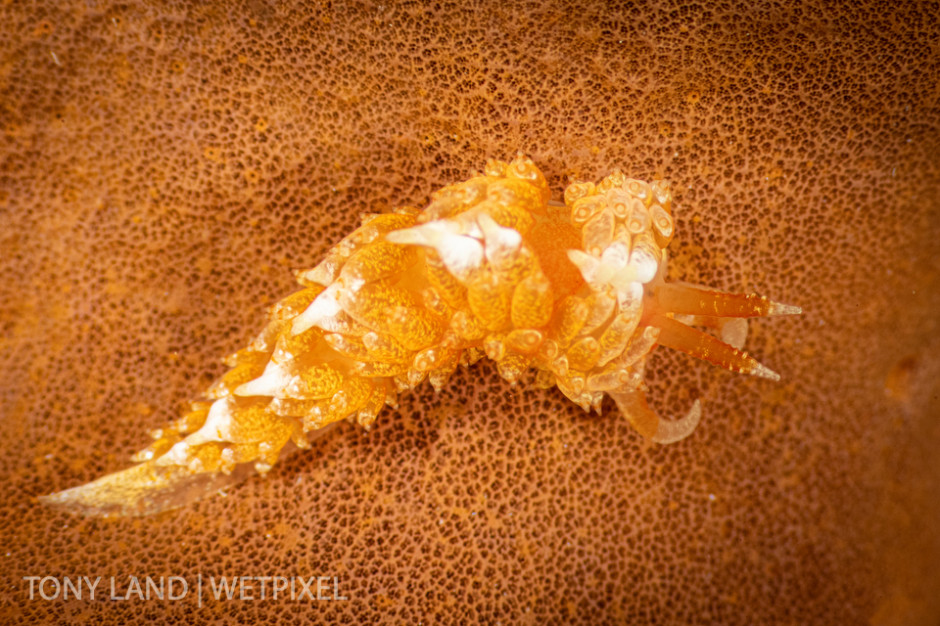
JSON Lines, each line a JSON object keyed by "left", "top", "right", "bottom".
{"left": 167, "top": 576, "right": 188, "bottom": 600}
{"left": 126, "top": 576, "right": 144, "bottom": 600}
{"left": 209, "top": 576, "right": 238, "bottom": 600}
{"left": 84, "top": 576, "right": 101, "bottom": 600}
{"left": 317, "top": 577, "right": 330, "bottom": 600}
{"left": 272, "top": 576, "right": 288, "bottom": 599}
{"left": 255, "top": 576, "right": 271, "bottom": 599}
{"left": 110, "top": 576, "right": 122, "bottom": 600}
{"left": 296, "top": 576, "right": 315, "bottom": 600}
{"left": 238, "top": 576, "right": 254, "bottom": 600}
{"left": 63, "top": 577, "right": 81, "bottom": 599}
{"left": 334, "top": 577, "right": 348, "bottom": 601}
{"left": 23, "top": 574, "right": 346, "bottom": 602}
{"left": 22, "top": 577, "right": 40, "bottom": 600}
{"left": 39, "top": 577, "right": 60, "bottom": 600}
{"left": 145, "top": 577, "right": 164, "bottom": 600}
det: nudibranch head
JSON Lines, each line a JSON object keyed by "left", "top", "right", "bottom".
{"left": 564, "top": 172, "right": 673, "bottom": 295}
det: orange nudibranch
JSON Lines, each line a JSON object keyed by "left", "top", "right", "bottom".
{"left": 40, "top": 155, "right": 800, "bottom": 517}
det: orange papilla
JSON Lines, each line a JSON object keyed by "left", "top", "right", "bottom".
{"left": 527, "top": 210, "right": 585, "bottom": 301}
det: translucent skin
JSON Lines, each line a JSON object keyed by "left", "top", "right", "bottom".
{"left": 40, "top": 155, "right": 799, "bottom": 517}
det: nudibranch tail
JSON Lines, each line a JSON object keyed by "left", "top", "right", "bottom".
{"left": 38, "top": 459, "right": 247, "bottom": 518}
{"left": 38, "top": 425, "right": 342, "bottom": 517}
{"left": 42, "top": 155, "right": 800, "bottom": 517}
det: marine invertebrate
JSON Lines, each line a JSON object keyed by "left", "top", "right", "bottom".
{"left": 40, "top": 155, "right": 800, "bottom": 517}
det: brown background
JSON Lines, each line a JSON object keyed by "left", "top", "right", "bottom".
{"left": 2, "top": 1, "right": 939, "bottom": 624}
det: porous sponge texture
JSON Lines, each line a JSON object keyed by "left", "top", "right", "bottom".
{"left": 2, "top": 1, "right": 939, "bottom": 624}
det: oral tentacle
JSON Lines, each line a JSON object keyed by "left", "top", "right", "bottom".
{"left": 648, "top": 313, "right": 781, "bottom": 381}
{"left": 609, "top": 389, "right": 703, "bottom": 445}
{"left": 652, "top": 283, "right": 802, "bottom": 319}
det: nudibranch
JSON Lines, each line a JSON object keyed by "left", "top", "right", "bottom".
{"left": 41, "top": 155, "right": 800, "bottom": 517}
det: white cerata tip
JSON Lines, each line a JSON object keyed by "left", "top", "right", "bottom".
{"left": 234, "top": 361, "right": 291, "bottom": 398}
{"left": 292, "top": 282, "right": 342, "bottom": 335}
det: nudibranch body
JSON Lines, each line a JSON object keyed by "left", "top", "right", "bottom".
{"left": 41, "top": 155, "right": 800, "bottom": 517}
